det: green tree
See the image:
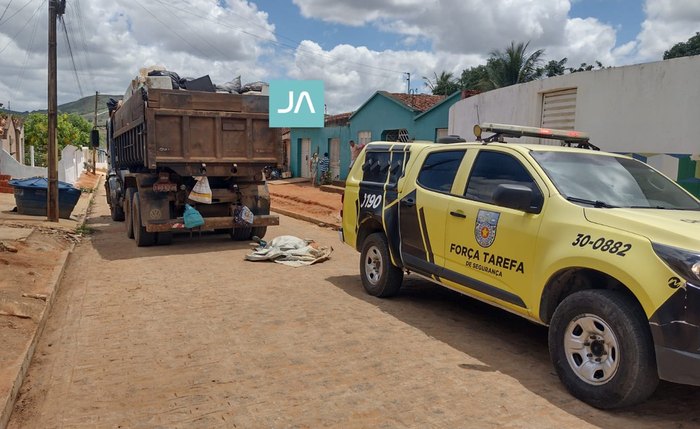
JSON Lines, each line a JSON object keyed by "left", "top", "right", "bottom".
{"left": 423, "top": 71, "right": 460, "bottom": 95}
{"left": 568, "top": 60, "right": 605, "bottom": 73}
{"left": 483, "top": 41, "right": 545, "bottom": 89}
{"left": 663, "top": 32, "right": 700, "bottom": 59}
{"left": 24, "top": 112, "right": 92, "bottom": 166}
{"left": 542, "top": 58, "right": 568, "bottom": 77}
{"left": 459, "top": 65, "right": 490, "bottom": 91}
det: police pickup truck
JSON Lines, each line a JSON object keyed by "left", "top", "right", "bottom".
{"left": 340, "top": 123, "right": 700, "bottom": 409}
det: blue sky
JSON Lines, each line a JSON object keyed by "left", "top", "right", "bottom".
{"left": 0, "top": 0, "right": 698, "bottom": 112}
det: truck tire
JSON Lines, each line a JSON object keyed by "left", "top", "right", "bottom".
{"left": 157, "top": 232, "right": 173, "bottom": 245}
{"left": 110, "top": 193, "right": 125, "bottom": 221}
{"left": 132, "top": 191, "right": 156, "bottom": 247}
{"left": 360, "top": 233, "right": 403, "bottom": 297}
{"left": 230, "top": 226, "right": 252, "bottom": 241}
{"left": 124, "top": 188, "right": 136, "bottom": 239}
{"left": 548, "top": 289, "right": 658, "bottom": 409}
{"left": 250, "top": 227, "right": 267, "bottom": 240}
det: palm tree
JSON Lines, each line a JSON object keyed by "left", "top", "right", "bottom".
{"left": 484, "top": 41, "right": 545, "bottom": 89}
{"left": 423, "top": 71, "right": 460, "bottom": 95}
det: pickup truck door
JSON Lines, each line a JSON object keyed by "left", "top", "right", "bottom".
{"left": 398, "top": 149, "right": 467, "bottom": 277}
{"left": 442, "top": 149, "right": 546, "bottom": 315}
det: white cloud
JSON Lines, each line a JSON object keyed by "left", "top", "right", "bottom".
{"left": 292, "top": 0, "right": 572, "bottom": 54}
{"left": 286, "top": 41, "right": 482, "bottom": 114}
{"left": 0, "top": 0, "right": 277, "bottom": 111}
{"left": 2, "top": 0, "right": 700, "bottom": 114}
{"left": 633, "top": 0, "right": 700, "bottom": 61}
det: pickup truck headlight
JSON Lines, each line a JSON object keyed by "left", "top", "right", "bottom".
{"left": 652, "top": 242, "right": 700, "bottom": 284}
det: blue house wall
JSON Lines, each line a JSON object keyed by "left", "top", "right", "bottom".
{"left": 289, "top": 125, "right": 351, "bottom": 179}
{"left": 414, "top": 91, "right": 461, "bottom": 140}
{"left": 289, "top": 91, "right": 464, "bottom": 181}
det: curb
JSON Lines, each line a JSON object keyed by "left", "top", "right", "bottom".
{"left": 0, "top": 174, "right": 102, "bottom": 429}
{"left": 271, "top": 207, "right": 341, "bottom": 231}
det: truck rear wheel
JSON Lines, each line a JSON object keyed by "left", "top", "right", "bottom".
{"left": 157, "top": 232, "right": 173, "bottom": 245}
{"left": 110, "top": 190, "right": 125, "bottom": 221}
{"left": 360, "top": 233, "right": 403, "bottom": 297}
{"left": 132, "top": 191, "right": 156, "bottom": 247}
{"left": 124, "top": 188, "right": 136, "bottom": 239}
{"left": 230, "top": 226, "right": 252, "bottom": 241}
{"left": 251, "top": 227, "right": 267, "bottom": 240}
{"left": 548, "top": 289, "right": 658, "bottom": 409}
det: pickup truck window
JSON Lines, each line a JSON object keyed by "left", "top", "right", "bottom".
{"left": 532, "top": 152, "right": 700, "bottom": 210}
{"left": 465, "top": 150, "right": 542, "bottom": 205}
{"left": 417, "top": 150, "right": 465, "bottom": 193}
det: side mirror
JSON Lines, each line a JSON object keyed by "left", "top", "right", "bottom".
{"left": 493, "top": 184, "right": 542, "bottom": 214}
{"left": 90, "top": 129, "right": 100, "bottom": 148}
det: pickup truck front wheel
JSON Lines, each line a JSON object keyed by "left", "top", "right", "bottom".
{"left": 360, "top": 233, "right": 403, "bottom": 297}
{"left": 548, "top": 289, "right": 658, "bottom": 409}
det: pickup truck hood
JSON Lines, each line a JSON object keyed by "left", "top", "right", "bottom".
{"left": 584, "top": 208, "right": 700, "bottom": 250}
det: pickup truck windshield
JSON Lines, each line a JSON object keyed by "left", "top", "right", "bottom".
{"left": 531, "top": 151, "right": 700, "bottom": 210}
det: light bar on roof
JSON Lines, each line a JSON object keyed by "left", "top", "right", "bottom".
{"left": 474, "top": 122, "right": 590, "bottom": 143}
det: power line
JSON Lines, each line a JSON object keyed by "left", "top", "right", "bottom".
{"left": 0, "top": 0, "right": 44, "bottom": 55}
{"left": 13, "top": 0, "right": 42, "bottom": 94}
{"left": 0, "top": 0, "right": 14, "bottom": 22}
{"left": 59, "top": 15, "right": 84, "bottom": 97}
{"left": 0, "top": 0, "right": 36, "bottom": 26}
{"left": 152, "top": 0, "right": 232, "bottom": 60}
{"left": 134, "top": 2, "right": 216, "bottom": 60}
{"left": 67, "top": 0, "right": 95, "bottom": 91}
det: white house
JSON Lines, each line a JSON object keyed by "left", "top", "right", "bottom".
{"left": 449, "top": 55, "right": 700, "bottom": 195}
{"left": 0, "top": 115, "right": 25, "bottom": 163}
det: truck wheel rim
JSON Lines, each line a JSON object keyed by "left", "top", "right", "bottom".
{"left": 564, "top": 313, "right": 620, "bottom": 385}
{"left": 364, "top": 245, "right": 382, "bottom": 285}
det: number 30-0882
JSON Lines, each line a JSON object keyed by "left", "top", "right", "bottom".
{"left": 360, "top": 193, "right": 382, "bottom": 209}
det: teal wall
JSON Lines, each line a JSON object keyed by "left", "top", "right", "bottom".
{"left": 290, "top": 91, "right": 462, "bottom": 181}
{"left": 414, "top": 91, "right": 460, "bottom": 140}
{"left": 290, "top": 125, "right": 352, "bottom": 179}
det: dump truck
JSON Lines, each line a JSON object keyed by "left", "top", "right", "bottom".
{"left": 105, "top": 77, "right": 283, "bottom": 246}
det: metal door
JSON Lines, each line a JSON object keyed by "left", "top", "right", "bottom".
{"left": 329, "top": 138, "right": 340, "bottom": 179}
{"left": 301, "top": 138, "right": 311, "bottom": 178}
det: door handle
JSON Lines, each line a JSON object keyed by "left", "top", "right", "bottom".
{"left": 403, "top": 198, "right": 415, "bottom": 207}
{"left": 450, "top": 211, "right": 466, "bottom": 218}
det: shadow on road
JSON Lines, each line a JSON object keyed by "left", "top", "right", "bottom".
{"left": 86, "top": 213, "right": 255, "bottom": 261}
{"left": 326, "top": 274, "right": 700, "bottom": 428}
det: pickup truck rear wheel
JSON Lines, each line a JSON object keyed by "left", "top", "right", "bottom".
{"left": 360, "top": 233, "right": 403, "bottom": 297}
{"left": 548, "top": 289, "right": 658, "bottom": 409}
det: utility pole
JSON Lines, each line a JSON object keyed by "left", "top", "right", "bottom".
{"left": 47, "top": 0, "right": 63, "bottom": 222}
{"left": 92, "top": 91, "right": 98, "bottom": 173}
{"left": 404, "top": 72, "right": 411, "bottom": 94}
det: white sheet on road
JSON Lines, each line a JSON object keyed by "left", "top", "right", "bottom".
{"left": 245, "top": 235, "right": 332, "bottom": 267}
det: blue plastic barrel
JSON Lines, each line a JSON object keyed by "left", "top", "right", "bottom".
{"left": 8, "top": 177, "right": 81, "bottom": 219}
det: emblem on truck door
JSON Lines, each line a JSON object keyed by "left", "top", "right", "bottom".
{"left": 475, "top": 209, "right": 500, "bottom": 248}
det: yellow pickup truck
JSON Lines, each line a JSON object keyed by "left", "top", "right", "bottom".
{"left": 340, "top": 123, "right": 700, "bottom": 409}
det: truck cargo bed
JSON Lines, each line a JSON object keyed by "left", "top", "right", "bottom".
{"left": 110, "top": 89, "right": 283, "bottom": 176}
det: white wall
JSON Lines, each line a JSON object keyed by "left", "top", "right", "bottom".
{"left": 0, "top": 145, "right": 86, "bottom": 184}
{"left": 449, "top": 56, "right": 700, "bottom": 155}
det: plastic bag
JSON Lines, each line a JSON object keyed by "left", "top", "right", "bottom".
{"left": 189, "top": 176, "right": 212, "bottom": 204}
{"left": 183, "top": 204, "right": 204, "bottom": 229}
{"left": 234, "top": 205, "right": 254, "bottom": 225}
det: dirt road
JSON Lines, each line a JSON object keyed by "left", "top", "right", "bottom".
{"left": 8, "top": 185, "right": 700, "bottom": 428}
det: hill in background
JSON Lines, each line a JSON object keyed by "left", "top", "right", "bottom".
{"left": 56, "top": 94, "right": 122, "bottom": 125}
